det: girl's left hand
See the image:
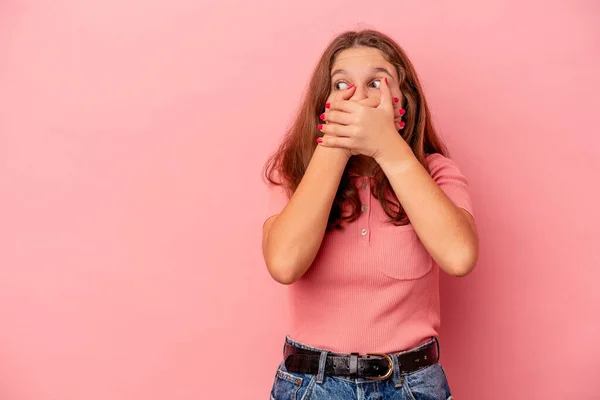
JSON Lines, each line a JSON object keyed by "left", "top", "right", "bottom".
{"left": 317, "top": 77, "right": 404, "bottom": 160}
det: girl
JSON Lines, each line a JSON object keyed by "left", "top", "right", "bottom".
{"left": 263, "top": 29, "right": 478, "bottom": 400}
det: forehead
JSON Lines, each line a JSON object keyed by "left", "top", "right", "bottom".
{"left": 331, "top": 47, "right": 393, "bottom": 73}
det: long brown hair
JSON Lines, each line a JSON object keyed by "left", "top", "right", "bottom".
{"left": 264, "top": 30, "right": 447, "bottom": 228}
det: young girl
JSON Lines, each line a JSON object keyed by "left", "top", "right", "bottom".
{"left": 263, "top": 29, "right": 478, "bottom": 400}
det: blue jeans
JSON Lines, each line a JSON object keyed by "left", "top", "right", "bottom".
{"left": 270, "top": 335, "right": 453, "bottom": 400}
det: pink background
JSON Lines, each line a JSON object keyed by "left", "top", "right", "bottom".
{"left": 1, "top": 0, "right": 599, "bottom": 399}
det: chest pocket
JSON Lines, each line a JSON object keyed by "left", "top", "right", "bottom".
{"left": 375, "top": 224, "right": 433, "bottom": 280}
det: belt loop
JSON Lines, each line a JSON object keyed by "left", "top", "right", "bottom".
{"left": 349, "top": 353, "right": 359, "bottom": 376}
{"left": 433, "top": 336, "right": 440, "bottom": 361}
{"left": 316, "top": 350, "right": 329, "bottom": 384}
{"left": 390, "top": 354, "right": 403, "bottom": 388}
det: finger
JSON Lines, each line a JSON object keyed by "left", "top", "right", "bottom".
{"left": 357, "top": 96, "right": 403, "bottom": 127}
{"left": 328, "top": 99, "right": 360, "bottom": 113}
{"left": 325, "top": 84, "right": 355, "bottom": 113}
{"left": 340, "top": 84, "right": 356, "bottom": 100}
{"left": 377, "top": 77, "right": 394, "bottom": 111}
{"left": 356, "top": 97, "right": 380, "bottom": 108}
{"left": 393, "top": 107, "right": 406, "bottom": 120}
{"left": 317, "top": 135, "right": 354, "bottom": 149}
{"left": 322, "top": 110, "right": 355, "bottom": 125}
{"left": 358, "top": 97, "right": 403, "bottom": 115}
{"left": 319, "top": 122, "right": 353, "bottom": 137}
{"left": 326, "top": 84, "right": 356, "bottom": 110}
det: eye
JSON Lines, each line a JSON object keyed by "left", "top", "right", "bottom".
{"left": 369, "top": 79, "right": 382, "bottom": 89}
{"left": 333, "top": 81, "right": 350, "bottom": 90}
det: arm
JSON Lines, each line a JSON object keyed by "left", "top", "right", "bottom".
{"left": 375, "top": 137, "right": 479, "bottom": 277}
{"left": 262, "top": 146, "right": 349, "bottom": 284}
{"left": 319, "top": 78, "right": 478, "bottom": 277}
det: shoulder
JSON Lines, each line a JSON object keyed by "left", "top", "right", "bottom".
{"left": 425, "top": 153, "right": 467, "bottom": 184}
{"left": 425, "top": 152, "right": 458, "bottom": 169}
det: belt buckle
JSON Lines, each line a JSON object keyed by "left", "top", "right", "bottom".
{"left": 365, "top": 353, "right": 394, "bottom": 381}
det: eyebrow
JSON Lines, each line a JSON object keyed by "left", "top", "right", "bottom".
{"left": 331, "top": 67, "right": 393, "bottom": 77}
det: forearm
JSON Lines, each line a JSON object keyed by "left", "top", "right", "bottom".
{"left": 376, "top": 138, "right": 478, "bottom": 276}
{"left": 263, "top": 146, "right": 348, "bottom": 284}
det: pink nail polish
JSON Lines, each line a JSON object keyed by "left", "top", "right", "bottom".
{"left": 320, "top": 113, "right": 325, "bottom": 120}
{"left": 318, "top": 124, "right": 323, "bottom": 130}
{"left": 325, "top": 103, "right": 331, "bottom": 109}
{"left": 347, "top": 84, "right": 355, "bottom": 89}
{"left": 399, "top": 121, "right": 405, "bottom": 129}
{"left": 399, "top": 108, "right": 406, "bottom": 115}
{"left": 316, "top": 138, "right": 323, "bottom": 143}
{"left": 393, "top": 97, "right": 399, "bottom": 103}
{"left": 384, "top": 77, "right": 388, "bottom": 84}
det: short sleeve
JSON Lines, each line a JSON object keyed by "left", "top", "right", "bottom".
{"left": 426, "top": 153, "right": 474, "bottom": 217}
{"left": 264, "top": 182, "right": 291, "bottom": 222}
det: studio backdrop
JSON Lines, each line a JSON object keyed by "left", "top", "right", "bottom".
{"left": 1, "top": 1, "right": 598, "bottom": 399}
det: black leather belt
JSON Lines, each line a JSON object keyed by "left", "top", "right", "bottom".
{"left": 283, "top": 338, "right": 439, "bottom": 381}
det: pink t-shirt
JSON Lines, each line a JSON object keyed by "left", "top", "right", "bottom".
{"left": 264, "top": 153, "right": 473, "bottom": 354}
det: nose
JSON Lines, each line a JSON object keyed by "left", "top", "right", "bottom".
{"left": 350, "top": 85, "right": 368, "bottom": 101}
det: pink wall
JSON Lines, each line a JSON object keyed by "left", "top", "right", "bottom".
{"left": 1, "top": 1, "right": 598, "bottom": 399}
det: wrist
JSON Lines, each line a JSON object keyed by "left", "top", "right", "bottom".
{"left": 315, "top": 144, "right": 351, "bottom": 162}
{"left": 374, "top": 133, "right": 415, "bottom": 167}
{"left": 314, "top": 144, "right": 351, "bottom": 169}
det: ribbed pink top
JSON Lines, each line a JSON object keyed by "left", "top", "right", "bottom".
{"left": 264, "top": 153, "right": 473, "bottom": 354}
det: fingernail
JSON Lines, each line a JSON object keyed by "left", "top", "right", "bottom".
{"left": 384, "top": 77, "right": 388, "bottom": 84}
{"left": 320, "top": 113, "right": 325, "bottom": 120}
{"left": 393, "top": 97, "right": 399, "bottom": 103}
{"left": 318, "top": 124, "right": 323, "bottom": 130}
{"left": 399, "top": 108, "right": 406, "bottom": 115}
{"left": 399, "top": 121, "right": 405, "bottom": 129}
{"left": 347, "top": 84, "right": 355, "bottom": 89}
{"left": 325, "top": 103, "right": 331, "bottom": 109}
{"left": 316, "top": 138, "right": 323, "bottom": 143}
